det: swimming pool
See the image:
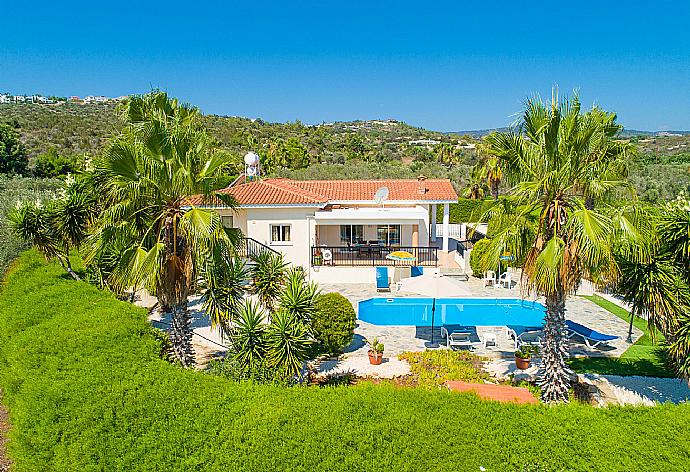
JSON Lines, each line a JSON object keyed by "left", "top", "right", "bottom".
{"left": 358, "top": 297, "right": 545, "bottom": 327}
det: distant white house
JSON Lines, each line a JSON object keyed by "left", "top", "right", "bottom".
{"left": 84, "top": 95, "right": 109, "bottom": 103}
{"left": 0, "top": 95, "right": 10, "bottom": 104}
{"left": 408, "top": 138, "right": 440, "bottom": 146}
{"left": 185, "top": 177, "right": 459, "bottom": 284}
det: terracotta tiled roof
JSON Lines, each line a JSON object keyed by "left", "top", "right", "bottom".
{"left": 290, "top": 179, "right": 457, "bottom": 202}
{"left": 185, "top": 178, "right": 328, "bottom": 206}
{"left": 185, "top": 177, "right": 457, "bottom": 207}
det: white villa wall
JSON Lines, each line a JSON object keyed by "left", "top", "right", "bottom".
{"left": 245, "top": 207, "right": 317, "bottom": 269}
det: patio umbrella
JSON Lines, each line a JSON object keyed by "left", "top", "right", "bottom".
{"left": 399, "top": 274, "right": 472, "bottom": 345}
{"left": 385, "top": 250, "right": 416, "bottom": 262}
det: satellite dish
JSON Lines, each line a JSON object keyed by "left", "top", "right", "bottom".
{"left": 246, "top": 166, "right": 257, "bottom": 176}
{"left": 374, "top": 186, "right": 389, "bottom": 205}
{"left": 244, "top": 151, "right": 259, "bottom": 166}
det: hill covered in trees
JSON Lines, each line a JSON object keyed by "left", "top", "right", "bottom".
{"left": 0, "top": 101, "right": 688, "bottom": 202}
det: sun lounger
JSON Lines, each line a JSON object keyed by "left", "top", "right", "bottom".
{"left": 565, "top": 320, "right": 619, "bottom": 348}
{"left": 441, "top": 324, "right": 481, "bottom": 349}
{"left": 376, "top": 266, "right": 390, "bottom": 292}
{"left": 506, "top": 325, "right": 544, "bottom": 349}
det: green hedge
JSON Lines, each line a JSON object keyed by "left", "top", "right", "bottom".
{"left": 435, "top": 198, "right": 497, "bottom": 224}
{"left": 1, "top": 251, "right": 690, "bottom": 471}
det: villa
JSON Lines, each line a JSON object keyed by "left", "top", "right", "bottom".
{"left": 187, "top": 176, "right": 459, "bottom": 283}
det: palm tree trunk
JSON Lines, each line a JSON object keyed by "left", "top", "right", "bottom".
{"left": 169, "top": 302, "right": 195, "bottom": 368}
{"left": 491, "top": 181, "right": 499, "bottom": 200}
{"left": 538, "top": 290, "right": 573, "bottom": 403}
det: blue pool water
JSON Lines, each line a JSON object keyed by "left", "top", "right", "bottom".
{"left": 358, "top": 297, "right": 545, "bottom": 327}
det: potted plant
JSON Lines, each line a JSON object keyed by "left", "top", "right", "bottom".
{"left": 514, "top": 345, "right": 536, "bottom": 370}
{"left": 313, "top": 249, "right": 323, "bottom": 266}
{"left": 366, "top": 337, "right": 384, "bottom": 365}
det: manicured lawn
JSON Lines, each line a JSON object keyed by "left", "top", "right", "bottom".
{"left": 568, "top": 295, "right": 674, "bottom": 378}
{"left": 1, "top": 252, "right": 689, "bottom": 471}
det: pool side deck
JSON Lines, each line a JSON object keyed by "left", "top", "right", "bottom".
{"left": 318, "top": 276, "right": 643, "bottom": 374}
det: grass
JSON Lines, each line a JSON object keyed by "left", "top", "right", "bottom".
{"left": 568, "top": 295, "right": 674, "bottom": 378}
{"left": 1, "top": 252, "right": 690, "bottom": 470}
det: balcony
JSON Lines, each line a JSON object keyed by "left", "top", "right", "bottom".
{"left": 311, "top": 245, "right": 438, "bottom": 267}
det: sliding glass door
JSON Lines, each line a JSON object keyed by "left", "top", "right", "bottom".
{"left": 340, "top": 224, "right": 364, "bottom": 244}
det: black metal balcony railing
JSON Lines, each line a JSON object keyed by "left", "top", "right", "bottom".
{"left": 238, "top": 237, "right": 280, "bottom": 260}
{"left": 311, "top": 245, "right": 438, "bottom": 267}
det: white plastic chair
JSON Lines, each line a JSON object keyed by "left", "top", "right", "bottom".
{"left": 496, "top": 272, "right": 512, "bottom": 289}
{"left": 482, "top": 270, "right": 496, "bottom": 287}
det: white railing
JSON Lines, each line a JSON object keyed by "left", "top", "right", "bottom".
{"left": 434, "top": 223, "right": 464, "bottom": 239}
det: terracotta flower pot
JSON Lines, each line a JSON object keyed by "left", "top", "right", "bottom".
{"left": 515, "top": 355, "right": 531, "bottom": 370}
{"left": 368, "top": 350, "right": 383, "bottom": 365}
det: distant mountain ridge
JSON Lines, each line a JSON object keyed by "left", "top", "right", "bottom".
{"left": 447, "top": 128, "right": 690, "bottom": 138}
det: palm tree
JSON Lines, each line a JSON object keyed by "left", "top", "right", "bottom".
{"left": 463, "top": 179, "right": 488, "bottom": 200}
{"left": 480, "top": 92, "right": 641, "bottom": 403}
{"left": 87, "top": 91, "right": 241, "bottom": 367}
{"left": 473, "top": 148, "right": 504, "bottom": 200}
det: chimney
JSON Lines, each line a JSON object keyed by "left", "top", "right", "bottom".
{"left": 417, "top": 175, "right": 428, "bottom": 195}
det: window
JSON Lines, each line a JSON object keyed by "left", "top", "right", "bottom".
{"left": 340, "top": 224, "right": 364, "bottom": 244}
{"left": 377, "top": 224, "right": 401, "bottom": 245}
{"left": 221, "top": 215, "right": 234, "bottom": 229}
{"left": 271, "top": 224, "right": 291, "bottom": 243}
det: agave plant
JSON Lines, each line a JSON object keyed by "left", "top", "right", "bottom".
{"left": 279, "top": 267, "right": 320, "bottom": 322}
{"left": 250, "top": 251, "right": 289, "bottom": 313}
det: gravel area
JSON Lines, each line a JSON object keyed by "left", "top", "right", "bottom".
{"left": 316, "top": 355, "right": 411, "bottom": 379}
{"left": 585, "top": 374, "right": 690, "bottom": 405}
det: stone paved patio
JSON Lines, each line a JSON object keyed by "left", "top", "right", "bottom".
{"left": 316, "top": 275, "right": 643, "bottom": 379}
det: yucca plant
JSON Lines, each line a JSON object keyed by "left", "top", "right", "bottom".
{"left": 250, "top": 251, "right": 289, "bottom": 313}
{"left": 279, "top": 267, "right": 320, "bottom": 322}
{"left": 9, "top": 178, "right": 95, "bottom": 280}
{"left": 266, "top": 309, "right": 313, "bottom": 378}
{"left": 230, "top": 300, "right": 268, "bottom": 369}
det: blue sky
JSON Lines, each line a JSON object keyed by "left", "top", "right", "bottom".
{"left": 1, "top": 1, "right": 689, "bottom": 131}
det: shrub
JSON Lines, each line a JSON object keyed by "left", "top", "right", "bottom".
{"left": 311, "top": 293, "right": 356, "bottom": 353}
{"left": 469, "top": 237, "right": 497, "bottom": 275}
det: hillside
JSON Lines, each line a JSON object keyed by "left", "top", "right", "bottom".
{"left": 0, "top": 102, "right": 689, "bottom": 201}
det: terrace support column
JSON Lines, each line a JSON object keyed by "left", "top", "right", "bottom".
{"left": 431, "top": 204, "right": 437, "bottom": 242}
{"left": 412, "top": 225, "right": 419, "bottom": 247}
{"left": 442, "top": 203, "right": 449, "bottom": 252}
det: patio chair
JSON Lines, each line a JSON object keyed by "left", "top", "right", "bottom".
{"left": 441, "top": 325, "right": 481, "bottom": 350}
{"left": 482, "top": 270, "right": 496, "bottom": 287}
{"left": 506, "top": 325, "right": 544, "bottom": 350}
{"left": 375, "top": 266, "right": 390, "bottom": 292}
{"left": 565, "top": 320, "right": 619, "bottom": 348}
{"left": 322, "top": 249, "right": 333, "bottom": 266}
{"left": 496, "top": 271, "right": 512, "bottom": 289}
